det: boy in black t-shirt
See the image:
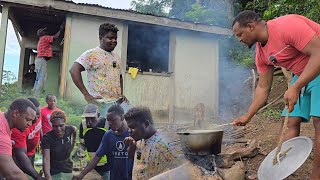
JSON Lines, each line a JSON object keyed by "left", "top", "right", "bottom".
{"left": 41, "top": 110, "right": 77, "bottom": 179}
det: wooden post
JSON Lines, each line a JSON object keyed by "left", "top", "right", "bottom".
{"left": 0, "top": 4, "right": 10, "bottom": 86}
{"left": 17, "top": 41, "right": 26, "bottom": 89}
{"left": 121, "top": 23, "right": 128, "bottom": 98}
{"left": 168, "top": 31, "right": 176, "bottom": 123}
{"left": 59, "top": 15, "right": 72, "bottom": 98}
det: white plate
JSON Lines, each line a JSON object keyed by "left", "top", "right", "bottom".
{"left": 258, "top": 136, "right": 313, "bottom": 180}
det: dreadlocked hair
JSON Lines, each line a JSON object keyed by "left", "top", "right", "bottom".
{"left": 50, "top": 110, "right": 67, "bottom": 123}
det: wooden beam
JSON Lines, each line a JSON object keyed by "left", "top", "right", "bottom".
{"left": 8, "top": 10, "right": 25, "bottom": 36}
{"left": 121, "top": 23, "right": 128, "bottom": 82}
{"left": 59, "top": 14, "right": 72, "bottom": 98}
{"left": 1, "top": 0, "right": 233, "bottom": 36}
{"left": 0, "top": 4, "right": 9, "bottom": 86}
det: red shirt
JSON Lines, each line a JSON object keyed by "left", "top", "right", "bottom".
{"left": 0, "top": 112, "right": 12, "bottom": 155}
{"left": 41, "top": 107, "right": 60, "bottom": 135}
{"left": 256, "top": 14, "right": 320, "bottom": 75}
{"left": 11, "top": 117, "right": 41, "bottom": 157}
{"left": 37, "top": 35, "right": 54, "bottom": 57}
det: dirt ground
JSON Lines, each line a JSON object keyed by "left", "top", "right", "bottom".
{"left": 242, "top": 115, "right": 314, "bottom": 180}
{"left": 74, "top": 76, "right": 315, "bottom": 180}
{"left": 240, "top": 76, "right": 314, "bottom": 179}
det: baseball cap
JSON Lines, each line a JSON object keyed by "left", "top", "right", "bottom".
{"left": 82, "top": 104, "right": 99, "bottom": 117}
{"left": 37, "top": 27, "right": 47, "bottom": 36}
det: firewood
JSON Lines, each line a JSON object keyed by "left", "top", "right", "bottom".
{"left": 216, "top": 154, "right": 235, "bottom": 168}
{"left": 217, "top": 161, "right": 245, "bottom": 180}
{"left": 225, "top": 139, "right": 259, "bottom": 161}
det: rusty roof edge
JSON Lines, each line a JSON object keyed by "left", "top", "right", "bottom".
{"left": 0, "top": 0, "right": 233, "bottom": 36}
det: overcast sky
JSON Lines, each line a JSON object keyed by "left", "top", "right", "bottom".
{"left": 1, "top": 0, "right": 132, "bottom": 80}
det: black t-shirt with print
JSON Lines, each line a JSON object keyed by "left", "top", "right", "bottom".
{"left": 41, "top": 125, "right": 75, "bottom": 175}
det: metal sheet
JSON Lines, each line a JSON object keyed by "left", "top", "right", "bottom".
{"left": 258, "top": 136, "right": 313, "bottom": 180}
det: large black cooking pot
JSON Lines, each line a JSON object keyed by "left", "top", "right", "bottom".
{"left": 177, "top": 129, "right": 223, "bottom": 156}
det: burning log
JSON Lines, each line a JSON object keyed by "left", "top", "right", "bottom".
{"left": 216, "top": 139, "right": 259, "bottom": 168}
{"left": 228, "top": 139, "right": 259, "bottom": 160}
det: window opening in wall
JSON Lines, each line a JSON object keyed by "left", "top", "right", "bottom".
{"left": 127, "top": 23, "right": 170, "bottom": 73}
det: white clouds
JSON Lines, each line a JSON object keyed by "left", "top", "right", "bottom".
{"left": 0, "top": 14, "right": 20, "bottom": 55}
{"left": 0, "top": 13, "right": 20, "bottom": 78}
{"left": 5, "top": 21, "right": 20, "bottom": 55}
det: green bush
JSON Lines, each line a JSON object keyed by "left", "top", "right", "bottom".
{"left": 0, "top": 82, "right": 83, "bottom": 127}
{"left": 259, "top": 107, "right": 282, "bottom": 121}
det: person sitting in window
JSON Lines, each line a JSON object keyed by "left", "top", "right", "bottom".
{"left": 41, "top": 110, "right": 76, "bottom": 180}
{"left": 22, "top": 64, "right": 36, "bottom": 93}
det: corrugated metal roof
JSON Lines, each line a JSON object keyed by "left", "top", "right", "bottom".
{"left": 2, "top": 0, "right": 232, "bottom": 35}
{"left": 59, "top": 0, "right": 228, "bottom": 28}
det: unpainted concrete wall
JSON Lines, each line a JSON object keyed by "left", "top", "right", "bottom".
{"left": 173, "top": 30, "right": 219, "bottom": 123}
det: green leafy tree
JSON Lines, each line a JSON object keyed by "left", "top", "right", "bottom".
{"left": 169, "top": 0, "right": 195, "bottom": 19}
{"left": 0, "top": 70, "right": 83, "bottom": 127}
{"left": 131, "top": 0, "right": 172, "bottom": 16}
{"left": 263, "top": 0, "right": 320, "bottom": 22}
{"left": 2, "top": 70, "right": 17, "bottom": 84}
{"left": 184, "top": 1, "right": 229, "bottom": 26}
{"left": 235, "top": 0, "right": 320, "bottom": 23}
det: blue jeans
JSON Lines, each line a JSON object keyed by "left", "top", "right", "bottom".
{"left": 33, "top": 57, "right": 47, "bottom": 97}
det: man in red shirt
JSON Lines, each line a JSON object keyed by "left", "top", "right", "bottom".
{"left": 232, "top": 11, "right": 320, "bottom": 179}
{"left": 0, "top": 98, "right": 37, "bottom": 180}
{"left": 11, "top": 98, "right": 43, "bottom": 180}
{"left": 41, "top": 94, "right": 60, "bottom": 135}
{"left": 33, "top": 24, "right": 64, "bottom": 97}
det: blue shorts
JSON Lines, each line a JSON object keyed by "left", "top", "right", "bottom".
{"left": 282, "top": 75, "right": 320, "bottom": 122}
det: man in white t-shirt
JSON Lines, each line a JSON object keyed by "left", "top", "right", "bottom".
{"left": 69, "top": 23, "right": 131, "bottom": 117}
